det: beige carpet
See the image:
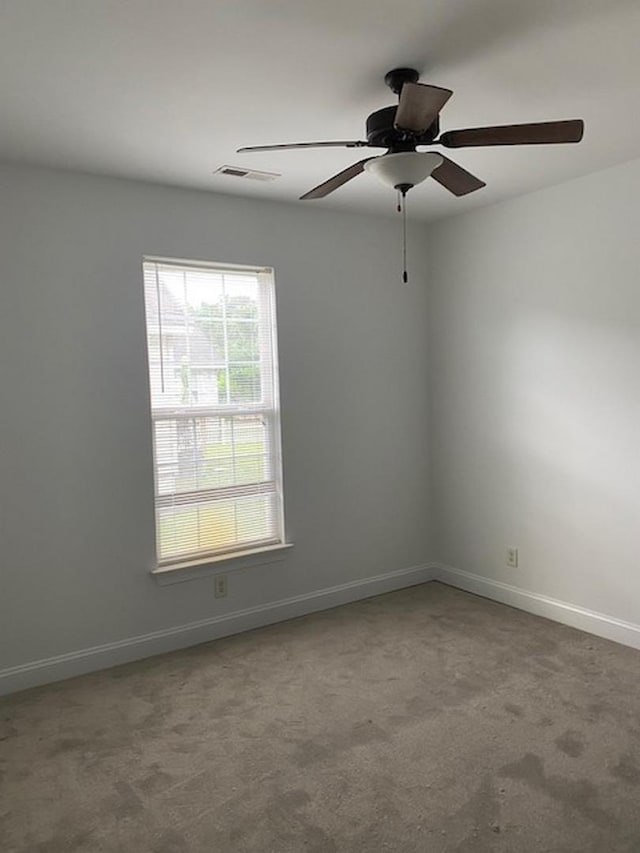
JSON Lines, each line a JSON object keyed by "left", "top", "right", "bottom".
{"left": 2, "top": 582, "right": 640, "bottom": 852}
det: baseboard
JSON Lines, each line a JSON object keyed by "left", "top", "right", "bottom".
{"left": 0, "top": 562, "right": 437, "bottom": 696}
{"left": 8, "top": 561, "right": 636, "bottom": 698}
{"left": 433, "top": 563, "right": 640, "bottom": 651}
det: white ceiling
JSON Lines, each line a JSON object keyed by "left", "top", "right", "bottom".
{"left": 1, "top": 0, "right": 640, "bottom": 221}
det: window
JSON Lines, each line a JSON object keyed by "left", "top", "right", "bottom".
{"left": 143, "top": 257, "right": 285, "bottom": 567}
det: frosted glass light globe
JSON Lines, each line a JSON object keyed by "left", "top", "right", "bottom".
{"left": 364, "top": 151, "right": 443, "bottom": 189}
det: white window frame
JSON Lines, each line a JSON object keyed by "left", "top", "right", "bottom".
{"left": 143, "top": 256, "right": 288, "bottom": 574}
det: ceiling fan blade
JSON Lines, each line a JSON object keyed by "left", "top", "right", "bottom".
{"left": 431, "top": 156, "right": 486, "bottom": 196}
{"left": 300, "top": 158, "right": 376, "bottom": 200}
{"left": 439, "top": 119, "right": 584, "bottom": 148}
{"left": 394, "top": 82, "right": 453, "bottom": 133}
{"left": 237, "top": 140, "right": 370, "bottom": 153}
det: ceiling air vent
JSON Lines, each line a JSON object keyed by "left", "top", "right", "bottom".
{"left": 213, "top": 165, "right": 280, "bottom": 182}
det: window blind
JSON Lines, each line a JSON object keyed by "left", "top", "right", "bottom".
{"left": 142, "top": 258, "right": 285, "bottom": 566}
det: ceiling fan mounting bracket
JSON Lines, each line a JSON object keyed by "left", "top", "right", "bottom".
{"left": 384, "top": 67, "right": 420, "bottom": 95}
{"left": 366, "top": 106, "right": 439, "bottom": 150}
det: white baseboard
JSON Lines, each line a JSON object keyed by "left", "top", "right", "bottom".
{"left": 6, "top": 561, "right": 637, "bottom": 698}
{"left": 0, "top": 563, "right": 437, "bottom": 696}
{"left": 433, "top": 563, "right": 640, "bottom": 651}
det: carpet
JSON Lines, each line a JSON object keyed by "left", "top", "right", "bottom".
{"left": 1, "top": 582, "right": 640, "bottom": 852}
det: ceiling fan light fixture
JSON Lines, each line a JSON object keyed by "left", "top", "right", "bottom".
{"left": 364, "top": 151, "right": 443, "bottom": 190}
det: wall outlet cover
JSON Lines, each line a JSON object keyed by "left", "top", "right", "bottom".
{"left": 214, "top": 574, "right": 228, "bottom": 598}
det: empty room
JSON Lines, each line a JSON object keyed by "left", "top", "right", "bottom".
{"left": 2, "top": 1, "right": 640, "bottom": 850}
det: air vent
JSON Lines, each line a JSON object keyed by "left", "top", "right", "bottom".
{"left": 213, "top": 165, "right": 280, "bottom": 182}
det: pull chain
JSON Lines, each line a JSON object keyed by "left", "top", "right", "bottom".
{"left": 401, "top": 189, "right": 408, "bottom": 283}
{"left": 395, "top": 187, "right": 410, "bottom": 283}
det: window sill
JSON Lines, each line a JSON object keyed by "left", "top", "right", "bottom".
{"left": 151, "top": 543, "right": 294, "bottom": 586}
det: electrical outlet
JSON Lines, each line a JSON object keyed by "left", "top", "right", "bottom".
{"left": 214, "top": 574, "right": 228, "bottom": 598}
{"left": 506, "top": 547, "right": 519, "bottom": 568}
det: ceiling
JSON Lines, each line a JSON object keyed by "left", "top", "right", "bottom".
{"left": 1, "top": 0, "right": 639, "bottom": 221}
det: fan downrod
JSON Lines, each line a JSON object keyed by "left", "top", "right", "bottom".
{"left": 384, "top": 67, "right": 420, "bottom": 96}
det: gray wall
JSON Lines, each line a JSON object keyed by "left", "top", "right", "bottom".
{"left": 6, "top": 153, "right": 639, "bottom": 682}
{"left": 427, "top": 158, "right": 640, "bottom": 624}
{"left": 0, "top": 164, "right": 433, "bottom": 672}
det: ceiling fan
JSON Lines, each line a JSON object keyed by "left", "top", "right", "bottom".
{"left": 237, "top": 67, "right": 584, "bottom": 201}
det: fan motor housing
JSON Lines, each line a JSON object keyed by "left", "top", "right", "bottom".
{"left": 366, "top": 106, "right": 439, "bottom": 150}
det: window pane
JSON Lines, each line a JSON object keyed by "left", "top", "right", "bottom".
{"left": 222, "top": 276, "right": 260, "bottom": 319}
{"left": 228, "top": 366, "right": 261, "bottom": 403}
{"left": 158, "top": 502, "right": 237, "bottom": 559}
{"left": 227, "top": 321, "right": 260, "bottom": 362}
{"left": 154, "top": 414, "right": 269, "bottom": 495}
